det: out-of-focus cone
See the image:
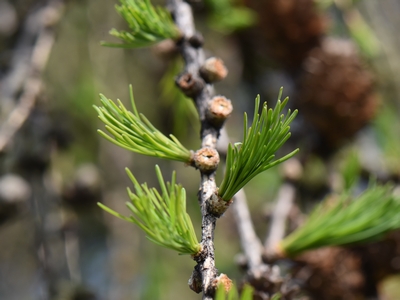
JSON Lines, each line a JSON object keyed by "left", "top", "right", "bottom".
{"left": 294, "top": 247, "right": 365, "bottom": 300}
{"left": 296, "top": 38, "right": 378, "bottom": 154}
{"left": 242, "top": 0, "right": 326, "bottom": 70}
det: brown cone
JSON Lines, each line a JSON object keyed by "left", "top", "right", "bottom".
{"left": 294, "top": 247, "right": 365, "bottom": 300}
{"left": 296, "top": 38, "right": 378, "bottom": 152}
{"left": 242, "top": 0, "right": 326, "bottom": 70}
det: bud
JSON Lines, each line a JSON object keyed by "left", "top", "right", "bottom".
{"left": 208, "top": 192, "right": 232, "bottom": 217}
{"left": 207, "top": 96, "right": 233, "bottom": 128}
{"left": 281, "top": 158, "right": 303, "bottom": 182}
{"left": 188, "top": 268, "right": 202, "bottom": 294}
{"left": 188, "top": 32, "right": 204, "bottom": 48}
{"left": 200, "top": 57, "right": 228, "bottom": 83}
{"left": 213, "top": 273, "right": 233, "bottom": 293}
{"left": 193, "top": 147, "right": 220, "bottom": 173}
{"left": 176, "top": 73, "right": 204, "bottom": 97}
{"left": 152, "top": 39, "right": 179, "bottom": 60}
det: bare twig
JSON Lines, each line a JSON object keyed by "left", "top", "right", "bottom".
{"left": 0, "top": 0, "right": 64, "bottom": 152}
{"left": 168, "top": 0, "right": 222, "bottom": 298}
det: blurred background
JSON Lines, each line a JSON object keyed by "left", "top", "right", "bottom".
{"left": 1, "top": 0, "right": 400, "bottom": 299}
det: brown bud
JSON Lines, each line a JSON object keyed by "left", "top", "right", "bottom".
{"left": 193, "top": 147, "right": 219, "bottom": 173}
{"left": 281, "top": 158, "right": 303, "bottom": 182}
{"left": 207, "top": 96, "right": 233, "bottom": 128}
{"left": 152, "top": 39, "right": 179, "bottom": 60}
{"left": 176, "top": 73, "right": 204, "bottom": 97}
{"left": 200, "top": 57, "right": 228, "bottom": 83}
{"left": 188, "top": 32, "right": 204, "bottom": 48}
{"left": 208, "top": 192, "right": 232, "bottom": 217}
{"left": 188, "top": 268, "right": 202, "bottom": 294}
{"left": 213, "top": 273, "right": 233, "bottom": 293}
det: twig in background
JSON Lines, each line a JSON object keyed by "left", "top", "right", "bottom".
{"left": 232, "top": 189, "right": 264, "bottom": 277}
{"left": 265, "top": 182, "right": 296, "bottom": 258}
{"left": 0, "top": 0, "right": 65, "bottom": 152}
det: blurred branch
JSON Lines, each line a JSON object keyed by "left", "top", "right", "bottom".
{"left": 232, "top": 189, "right": 264, "bottom": 276}
{"left": 0, "top": 0, "right": 64, "bottom": 152}
{"left": 280, "top": 185, "right": 400, "bottom": 257}
{"left": 265, "top": 182, "right": 296, "bottom": 258}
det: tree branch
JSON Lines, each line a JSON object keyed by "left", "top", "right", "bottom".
{"left": 168, "top": 0, "right": 223, "bottom": 298}
{"left": 0, "top": 0, "right": 65, "bottom": 152}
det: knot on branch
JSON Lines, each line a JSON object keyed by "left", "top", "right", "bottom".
{"left": 207, "top": 96, "right": 233, "bottom": 129}
{"left": 208, "top": 192, "right": 232, "bottom": 217}
{"left": 194, "top": 147, "right": 219, "bottom": 173}
{"left": 188, "top": 266, "right": 202, "bottom": 294}
{"left": 200, "top": 57, "right": 228, "bottom": 83}
{"left": 176, "top": 72, "right": 204, "bottom": 97}
{"left": 152, "top": 39, "right": 179, "bottom": 60}
{"left": 188, "top": 32, "right": 204, "bottom": 48}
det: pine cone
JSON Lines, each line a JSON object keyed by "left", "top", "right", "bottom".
{"left": 294, "top": 247, "right": 365, "bottom": 299}
{"left": 354, "top": 230, "right": 400, "bottom": 285}
{"left": 296, "top": 38, "right": 378, "bottom": 154}
{"left": 242, "top": 0, "right": 325, "bottom": 70}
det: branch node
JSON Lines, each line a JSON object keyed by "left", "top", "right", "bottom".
{"left": 213, "top": 273, "right": 233, "bottom": 293}
{"left": 200, "top": 57, "right": 228, "bottom": 83}
{"left": 188, "top": 32, "right": 204, "bottom": 48}
{"left": 176, "top": 72, "right": 204, "bottom": 97}
{"left": 281, "top": 158, "right": 303, "bottom": 182}
{"left": 194, "top": 147, "right": 220, "bottom": 173}
{"left": 208, "top": 192, "right": 232, "bottom": 217}
{"left": 188, "top": 266, "right": 203, "bottom": 294}
{"left": 207, "top": 96, "right": 233, "bottom": 128}
{"left": 152, "top": 38, "right": 179, "bottom": 60}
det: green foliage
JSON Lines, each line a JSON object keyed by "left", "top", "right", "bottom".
{"left": 218, "top": 89, "right": 298, "bottom": 201}
{"left": 102, "top": 0, "right": 180, "bottom": 48}
{"left": 280, "top": 185, "right": 400, "bottom": 257}
{"left": 214, "top": 284, "right": 254, "bottom": 300}
{"left": 316, "top": 0, "right": 379, "bottom": 58}
{"left": 206, "top": 0, "right": 258, "bottom": 33}
{"left": 94, "top": 85, "right": 192, "bottom": 163}
{"left": 271, "top": 293, "right": 282, "bottom": 300}
{"left": 339, "top": 149, "right": 361, "bottom": 191}
{"left": 346, "top": 10, "right": 380, "bottom": 58}
{"left": 98, "top": 165, "right": 201, "bottom": 255}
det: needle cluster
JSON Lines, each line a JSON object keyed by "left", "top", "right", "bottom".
{"left": 214, "top": 283, "right": 254, "bottom": 300}
{"left": 98, "top": 165, "right": 201, "bottom": 255}
{"left": 218, "top": 89, "right": 298, "bottom": 201}
{"left": 280, "top": 185, "right": 400, "bottom": 257}
{"left": 94, "top": 86, "right": 192, "bottom": 163}
{"left": 102, "top": 0, "right": 180, "bottom": 48}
